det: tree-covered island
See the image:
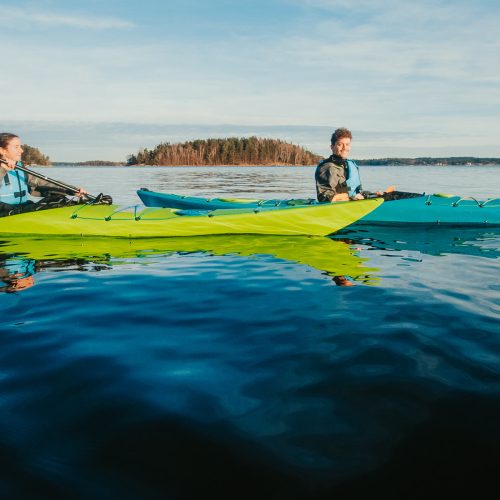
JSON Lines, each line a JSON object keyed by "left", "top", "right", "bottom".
{"left": 127, "top": 137, "right": 322, "bottom": 166}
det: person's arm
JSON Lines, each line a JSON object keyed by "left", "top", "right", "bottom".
{"left": 25, "top": 172, "right": 68, "bottom": 197}
{"left": 25, "top": 173, "right": 87, "bottom": 198}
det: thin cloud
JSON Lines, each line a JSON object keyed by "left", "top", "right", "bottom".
{"left": 275, "top": 1, "right": 500, "bottom": 84}
{"left": 2, "top": 7, "right": 135, "bottom": 29}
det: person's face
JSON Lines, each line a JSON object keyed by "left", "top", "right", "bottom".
{"left": 331, "top": 137, "right": 351, "bottom": 159}
{"left": 0, "top": 137, "right": 23, "bottom": 162}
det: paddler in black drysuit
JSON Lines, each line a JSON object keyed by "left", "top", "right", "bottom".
{"left": 315, "top": 127, "right": 366, "bottom": 202}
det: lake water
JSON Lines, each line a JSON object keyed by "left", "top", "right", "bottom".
{"left": 0, "top": 165, "right": 499, "bottom": 498}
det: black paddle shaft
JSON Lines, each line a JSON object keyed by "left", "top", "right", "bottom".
{"left": 0, "top": 158, "right": 96, "bottom": 201}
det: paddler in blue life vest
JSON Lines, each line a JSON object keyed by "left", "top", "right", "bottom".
{"left": 0, "top": 132, "right": 88, "bottom": 215}
{"left": 315, "top": 128, "right": 396, "bottom": 203}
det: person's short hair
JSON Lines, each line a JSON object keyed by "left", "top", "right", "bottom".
{"left": 331, "top": 128, "right": 352, "bottom": 145}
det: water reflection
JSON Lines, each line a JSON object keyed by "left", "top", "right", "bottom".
{"left": 2, "top": 226, "right": 497, "bottom": 294}
{"left": 333, "top": 224, "right": 500, "bottom": 258}
{"left": 0, "top": 256, "right": 36, "bottom": 292}
{"left": 135, "top": 166, "right": 318, "bottom": 202}
{"left": 0, "top": 234, "right": 380, "bottom": 292}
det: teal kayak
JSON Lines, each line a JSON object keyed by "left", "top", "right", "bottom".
{"left": 137, "top": 189, "right": 500, "bottom": 226}
{"left": 0, "top": 199, "right": 382, "bottom": 238}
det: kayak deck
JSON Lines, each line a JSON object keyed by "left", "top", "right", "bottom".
{"left": 360, "top": 195, "right": 500, "bottom": 225}
{"left": 137, "top": 189, "right": 500, "bottom": 226}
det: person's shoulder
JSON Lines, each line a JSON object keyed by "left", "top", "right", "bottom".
{"left": 318, "top": 157, "right": 342, "bottom": 170}
{"left": 317, "top": 156, "right": 335, "bottom": 167}
{"left": 315, "top": 158, "right": 331, "bottom": 176}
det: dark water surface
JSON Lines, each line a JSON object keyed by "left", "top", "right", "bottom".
{"left": 0, "top": 166, "right": 499, "bottom": 498}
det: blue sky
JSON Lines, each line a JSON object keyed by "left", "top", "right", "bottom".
{"left": 2, "top": 0, "right": 499, "bottom": 161}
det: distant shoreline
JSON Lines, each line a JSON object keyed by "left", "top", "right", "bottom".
{"left": 50, "top": 159, "right": 500, "bottom": 167}
{"left": 355, "top": 157, "right": 500, "bottom": 166}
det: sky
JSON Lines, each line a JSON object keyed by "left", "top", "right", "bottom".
{"left": 1, "top": 0, "right": 499, "bottom": 162}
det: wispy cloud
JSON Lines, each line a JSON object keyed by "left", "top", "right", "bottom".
{"left": 274, "top": 0, "right": 500, "bottom": 84}
{"left": 2, "top": 6, "right": 135, "bottom": 29}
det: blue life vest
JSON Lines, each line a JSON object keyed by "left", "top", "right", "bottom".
{"left": 0, "top": 168, "right": 29, "bottom": 205}
{"left": 346, "top": 160, "right": 362, "bottom": 197}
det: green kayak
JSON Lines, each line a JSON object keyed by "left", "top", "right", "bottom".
{"left": 0, "top": 199, "right": 382, "bottom": 237}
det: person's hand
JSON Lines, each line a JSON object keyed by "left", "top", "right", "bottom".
{"left": 376, "top": 185, "right": 396, "bottom": 196}
{"left": 352, "top": 193, "right": 364, "bottom": 200}
{"left": 0, "top": 158, "right": 16, "bottom": 171}
{"left": 75, "top": 188, "right": 88, "bottom": 197}
{"left": 331, "top": 193, "right": 350, "bottom": 202}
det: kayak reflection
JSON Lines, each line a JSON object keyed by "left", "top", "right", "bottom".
{"left": 0, "top": 234, "right": 381, "bottom": 291}
{"left": 333, "top": 224, "right": 500, "bottom": 258}
{"left": 0, "top": 255, "right": 36, "bottom": 293}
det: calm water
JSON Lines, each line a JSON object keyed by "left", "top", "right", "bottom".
{"left": 0, "top": 166, "right": 499, "bottom": 498}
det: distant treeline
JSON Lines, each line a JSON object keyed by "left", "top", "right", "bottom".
{"left": 356, "top": 157, "right": 500, "bottom": 166}
{"left": 127, "top": 137, "right": 322, "bottom": 166}
{"left": 52, "top": 161, "right": 125, "bottom": 166}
